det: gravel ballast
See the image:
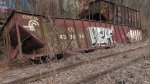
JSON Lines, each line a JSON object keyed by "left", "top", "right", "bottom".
{"left": 29, "top": 42, "right": 150, "bottom": 84}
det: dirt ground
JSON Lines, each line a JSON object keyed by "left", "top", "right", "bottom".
{"left": 95, "top": 59, "right": 150, "bottom": 84}
{"left": 28, "top": 42, "right": 150, "bottom": 84}
{"left": 0, "top": 41, "right": 150, "bottom": 84}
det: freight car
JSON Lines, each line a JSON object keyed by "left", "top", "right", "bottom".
{"left": 0, "top": 0, "right": 142, "bottom": 62}
{"left": 1, "top": 11, "right": 142, "bottom": 61}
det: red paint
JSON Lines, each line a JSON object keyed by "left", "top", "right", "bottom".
{"left": 82, "top": 20, "right": 92, "bottom": 48}
{"left": 122, "top": 26, "right": 130, "bottom": 43}
{"left": 54, "top": 18, "right": 136, "bottom": 46}
{"left": 65, "top": 19, "right": 79, "bottom": 50}
{"left": 3, "top": 12, "right": 142, "bottom": 60}
{"left": 114, "top": 25, "right": 122, "bottom": 43}
{"left": 118, "top": 25, "right": 126, "bottom": 44}
{"left": 74, "top": 20, "right": 87, "bottom": 50}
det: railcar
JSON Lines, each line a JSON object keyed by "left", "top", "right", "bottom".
{"left": 0, "top": 0, "right": 142, "bottom": 62}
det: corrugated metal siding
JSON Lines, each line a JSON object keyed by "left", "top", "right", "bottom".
{"left": 3, "top": 12, "right": 143, "bottom": 60}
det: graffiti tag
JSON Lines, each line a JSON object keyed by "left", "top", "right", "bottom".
{"left": 88, "top": 26, "right": 114, "bottom": 46}
{"left": 127, "top": 29, "right": 142, "bottom": 43}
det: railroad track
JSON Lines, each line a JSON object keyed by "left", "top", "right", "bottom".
{"left": 73, "top": 56, "right": 145, "bottom": 84}
{"left": 3, "top": 43, "right": 150, "bottom": 84}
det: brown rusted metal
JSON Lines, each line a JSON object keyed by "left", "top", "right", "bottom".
{"left": 3, "top": 12, "right": 46, "bottom": 60}
{"left": 1, "top": 0, "right": 142, "bottom": 61}
{"left": 15, "top": 23, "right": 23, "bottom": 60}
{"left": 82, "top": 20, "right": 92, "bottom": 48}
{"left": 65, "top": 19, "right": 79, "bottom": 51}
{"left": 75, "top": 20, "right": 87, "bottom": 50}
{"left": 99, "top": 0, "right": 101, "bottom": 21}
{"left": 3, "top": 12, "right": 141, "bottom": 60}
{"left": 52, "top": 17, "right": 61, "bottom": 53}
{"left": 5, "top": 28, "right": 11, "bottom": 60}
{"left": 63, "top": 18, "right": 72, "bottom": 51}
{"left": 135, "top": 11, "right": 137, "bottom": 28}
{"left": 73, "top": 18, "right": 81, "bottom": 49}
{"left": 82, "top": 19, "right": 89, "bottom": 49}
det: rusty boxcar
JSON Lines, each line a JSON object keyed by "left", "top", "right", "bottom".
{"left": 0, "top": 0, "right": 142, "bottom": 61}
{"left": 1, "top": 11, "right": 142, "bottom": 61}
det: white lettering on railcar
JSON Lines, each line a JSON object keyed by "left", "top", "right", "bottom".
{"left": 59, "top": 35, "right": 67, "bottom": 40}
{"left": 79, "top": 34, "right": 84, "bottom": 39}
{"left": 23, "top": 15, "right": 39, "bottom": 20}
{"left": 68, "top": 27, "right": 74, "bottom": 32}
{"left": 70, "top": 35, "right": 76, "bottom": 39}
{"left": 59, "top": 34, "right": 77, "bottom": 40}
